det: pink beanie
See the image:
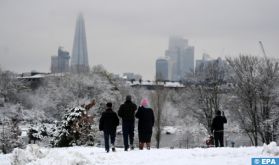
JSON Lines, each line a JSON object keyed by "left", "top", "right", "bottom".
{"left": 140, "top": 98, "right": 149, "bottom": 107}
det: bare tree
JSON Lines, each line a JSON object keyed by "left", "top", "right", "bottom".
{"left": 226, "top": 55, "right": 279, "bottom": 145}
{"left": 150, "top": 86, "right": 168, "bottom": 148}
{"left": 189, "top": 59, "right": 226, "bottom": 134}
{"left": 257, "top": 58, "right": 279, "bottom": 144}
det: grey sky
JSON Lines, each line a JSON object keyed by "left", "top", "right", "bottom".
{"left": 0, "top": 0, "right": 278, "bottom": 80}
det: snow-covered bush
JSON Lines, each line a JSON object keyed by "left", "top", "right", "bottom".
{"left": 27, "top": 124, "right": 48, "bottom": 144}
{"left": 51, "top": 106, "right": 97, "bottom": 147}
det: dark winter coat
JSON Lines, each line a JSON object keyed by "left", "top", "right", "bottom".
{"left": 211, "top": 115, "right": 227, "bottom": 133}
{"left": 135, "top": 106, "right": 155, "bottom": 134}
{"left": 99, "top": 108, "right": 119, "bottom": 132}
{"left": 118, "top": 100, "right": 137, "bottom": 121}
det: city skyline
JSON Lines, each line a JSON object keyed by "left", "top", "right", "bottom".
{"left": 165, "top": 36, "right": 195, "bottom": 81}
{"left": 0, "top": 0, "right": 279, "bottom": 80}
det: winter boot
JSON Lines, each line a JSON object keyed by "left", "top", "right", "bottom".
{"left": 139, "top": 142, "right": 144, "bottom": 150}
{"left": 112, "top": 144, "right": 116, "bottom": 152}
{"left": 130, "top": 144, "right": 134, "bottom": 150}
{"left": 146, "top": 143, "right": 151, "bottom": 150}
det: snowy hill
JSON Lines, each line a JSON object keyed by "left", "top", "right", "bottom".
{"left": 1, "top": 143, "right": 279, "bottom": 165}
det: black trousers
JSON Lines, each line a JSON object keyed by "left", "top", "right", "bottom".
{"left": 104, "top": 129, "right": 116, "bottom": 152}
{"left": 214, "top": 131, "right": 224, "bottom": 147}
{"left": 122, "top": 121, "right": 135, "bottom": 149}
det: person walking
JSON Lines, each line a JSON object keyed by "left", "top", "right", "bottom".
{"left": 99, "top": 102, "right": 119, "bottom": 152}
{"left": 211, "top": 110, "right": 227, "bottom": 147}
{"left": 118, "top": 95, "right": 137, "bottom": 151}
{"left": 135, "top": 98, "right": 155, "bottom": 150}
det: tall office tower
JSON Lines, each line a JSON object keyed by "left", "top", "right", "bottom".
{"left": 51, "top": 47, "right": 70, "bottom": 73}
{"left": 165, "top": 36, "right": 194, "bottom": 81}
{"left": 71, "top": 13, "right": 89, "bottom": 73}
{"left": 156, "top": 58, "right": 168, "bottom": 81}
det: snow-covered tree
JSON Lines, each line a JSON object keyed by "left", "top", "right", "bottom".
{"left": 19, "top": 66, "right": 126, "bottom": 122}
{"left": 227, "top": 55, "right": 261, "bottom": 146}
{"left": 256, "top": 58, "right": 279, "bottom": 144}
{"left": 0, "top": 69, "right": 27, "bottom": 105}
{"left": 27, "top": 124, "right": 48, "bottom": 144}
{"left": 227, "top": 55, "right": 279, "bottom": 145}
{"left": 51, "top": 100, "right": 96, "bottom": 147}
{"left": 175, "top": 60, "right": 228, "bottom": 135}
{"left": 0, "top": 116, "right": 23, "bottom": 154}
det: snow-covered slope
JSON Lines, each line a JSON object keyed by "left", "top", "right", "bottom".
{"left": 1, "top": 143, "right": 278, "bottom": 165}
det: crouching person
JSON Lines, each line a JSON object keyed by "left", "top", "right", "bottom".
{"left": 99, "top": 102, "right": 119, "bottom": 152}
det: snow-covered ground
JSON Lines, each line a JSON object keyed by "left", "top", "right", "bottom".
{"left": 1, "top": 142, "right": 278, "bottom": 165}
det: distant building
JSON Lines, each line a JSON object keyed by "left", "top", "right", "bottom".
{"left": 51, "top": 56, "right": 58, "bottom": 73}
{"left": 51, "top": 47, "right": 70, "bottom": 73}
{"left": 195, "top": 53, "right": 211, "bottom": 71}
{"left": 165, "top": 36, "right": 195, "bottom": 81}
{"left": 123, "top": 73, "right": 142, "bottom": 81}
{"left": 156, "top": 58, "right": 168, "bottom": 81}
{"left": 18, "top": 71, "right": 50, "bottom": 89}
{"left": 195, "top": 54, "right": 227, "bottom": 71}
{"left": 195, "top": 54, "right": 228, "bottom": 82}
{"left": 127, "top": 80, "right": 185, "bottom": 90}
{"left": 71, "top": 13, "right": 90, "bottom": 73}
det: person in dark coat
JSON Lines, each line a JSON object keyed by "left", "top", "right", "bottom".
{"left": 99, "top": 102, "right": 119, "bottom": 152}
{"left": 211, "top": 110, "right": 227, "bottom": 147}
{"left": 135, "top": 98, "right": 155, "bottom": 150}
{"left": 118, "top": 95, "right": 137, "bottom": 151}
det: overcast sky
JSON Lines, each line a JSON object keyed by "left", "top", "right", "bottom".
{"left": 0, "top": 0, "right": 278, "bottom": 80}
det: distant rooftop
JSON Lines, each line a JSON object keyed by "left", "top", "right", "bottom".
{"left": 126, "top": 80, "right": 185, "bottom": 88}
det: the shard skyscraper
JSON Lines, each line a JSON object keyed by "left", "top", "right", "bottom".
{"left": 71, "top": 13, "right": 90, "bottom": 73}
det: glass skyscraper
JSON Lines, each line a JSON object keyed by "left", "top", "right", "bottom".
{"left": 165, "top": 36, "right": 194, "bottom": 81}
{"left": 71, "top": 13, "right": 90, "bottom": 73}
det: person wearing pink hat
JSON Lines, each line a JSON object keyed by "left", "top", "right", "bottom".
{"left": 135, "top": 98, "right": 155, "bottom": 150}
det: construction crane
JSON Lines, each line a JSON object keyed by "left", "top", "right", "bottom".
{"left": 259, "top": 41, "right": 267, "bottom": 58}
